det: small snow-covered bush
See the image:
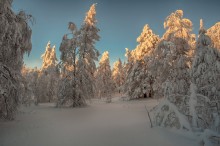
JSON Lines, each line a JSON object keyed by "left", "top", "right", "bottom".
{"left": 199, "top": 129, "right": 220, "bottom": 146}
{"left": 152, "top": 99, "right": 191, "bottom": 130}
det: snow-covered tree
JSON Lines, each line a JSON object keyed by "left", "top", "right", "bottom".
{"left": 207, "top": 22, "right": 220, "bottom": 50}
{"left": 152, "top": 10, "right": 194, "bottom": 99}
{"left": 125, "top": 60, "right": 147, "bottom": 99}
{"left": 134, "top": 24, "right": 159, "bottom": 61}
{"left": 57, "top": 22, "right": 80, "bottom": 107}
{"left": 151, "top": 41, "right": 180, "bottom": 99}
{"left": 124, "top": 48, "right": 134, "bottom": 77}
{"left": 0, "top": 0, "right": 32, "bottom": 120}
{"left": 151, "top": 10, "right": 195, "bottom": 129}
{"left": 77, "top": 3, "right": 100, "bottom": 100}
{"left": 123, "top": 48, "right": 134, "bottom": 94}
{"left": 37, "top": 42, "right": 59, "bottom": 103}
{"left": 41, "top": 41, "right": 58, "bottom": 71}
{"left": 190, "top": 20, "right": 220, "bottom": 131}
{"left": 124, "top": 24, "right": 159, "bottom": 99}
{"left": 95, "top": 51, "right": 114, "bottom": 101}
{"left": 112, "top": 58, "right": 125, "bottom": 93}
{"left": 42, "top": 42, "right": 58, "bottom": 102}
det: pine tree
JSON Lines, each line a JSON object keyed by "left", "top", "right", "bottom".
{"left": 0, "top": 0, "right": 32, "bottom": 120}
{"left": 96, "top": 51, "right": 114, "bottom": 101}
{"left": 112, "top": 58, "right": 125, "bottom": 93}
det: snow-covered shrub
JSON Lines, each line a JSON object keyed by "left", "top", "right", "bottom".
{"left": 152, "top": 98, "right": 191, "bottom": 130}
{"left": 198, "top": 129, "right": 220, "bottom": 146}
{"left": 151, "top": 79, "right": 191, "bottom": 130}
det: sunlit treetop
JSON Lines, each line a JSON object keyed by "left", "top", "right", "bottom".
{"left": 84, "top": 3, "right": 97, "bottom": 26}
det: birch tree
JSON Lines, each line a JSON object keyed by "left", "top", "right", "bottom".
{"left": 0, "top": 0, "right": 32, "bottom": 120}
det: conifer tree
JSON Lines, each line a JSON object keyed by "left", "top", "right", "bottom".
{"left": 207, "top": 22, "right": 220, "bottom": 50}
{"left": 191, "top": 20, "right": 220, "bottom": 130}
{"left": 96, "top": 51, "right": 114, "bottom": 101}
{"left": 124, "top": 25, "right": 159, "bottom": 99}
{"left": 152, "top": 10, "right": 194, "bottom": 100}
{"left": 151, "top": 10, "right": 195, "bottom": 129}
{"left": 37, "top": 42, "right": 58, "bottom": 103}
{"left": 112, "top": 58, "right": 125, "bottom": 93}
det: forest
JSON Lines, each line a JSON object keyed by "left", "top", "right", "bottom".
{"left": 0, "top": 0, "right": 220, "bottom": 146}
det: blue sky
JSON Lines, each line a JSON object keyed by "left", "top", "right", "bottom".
{"left": 12, "top": 0, "right": 220, "bottom": 68}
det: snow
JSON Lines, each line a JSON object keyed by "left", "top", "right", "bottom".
{"left": 0, "top": 98, "right": 198, "bottom": 146}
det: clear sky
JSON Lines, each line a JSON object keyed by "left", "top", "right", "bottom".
{"left": 12, "top": 0, "right": 220, "bottom": 68}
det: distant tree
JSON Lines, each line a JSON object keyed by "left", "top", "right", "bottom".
{"left": 123, "top": 48, "right": 135, "bottom": 95}
{"left": 41, "top": 41, "right": 58, "bottom": 71}
{"left": 39, "top": 41, "right": 59, "bottom": 103}
{"left": 124, "top": 48, "right": 134, "bottom": 78}
{"left": 112, "top": 58, "right": 125, "bottom": 93}
{"left": 34, "top": 42, "right": 59, "bottom": 104}
{"left": 0, "top": 0, "right": 32, "bottom": 120}
{"left": 96, "top": 51, "right": 114, "bottom": 102}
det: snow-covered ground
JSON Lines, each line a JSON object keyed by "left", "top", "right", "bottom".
{"left": 0, "top": 97, "right": 199, "bottom": 146}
